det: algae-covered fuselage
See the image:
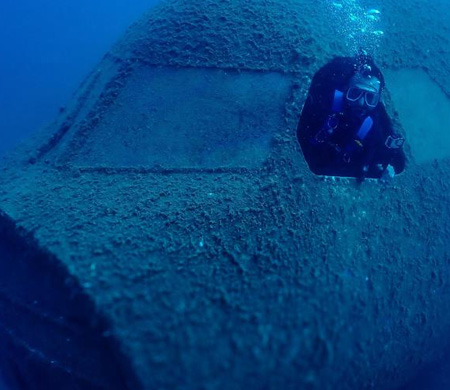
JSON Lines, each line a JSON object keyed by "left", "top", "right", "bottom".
{"left": 0, "top": 0, "right": 450, "bottom": 389}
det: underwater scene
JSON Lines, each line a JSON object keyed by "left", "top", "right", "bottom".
{"left": 0, "top": 0, "right": 449, "bottom": 389}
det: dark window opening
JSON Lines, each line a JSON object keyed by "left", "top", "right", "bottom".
{"left": 297, "top": 57, "right": 405, "bottom": 179}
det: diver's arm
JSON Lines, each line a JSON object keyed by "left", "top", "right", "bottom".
{"left": 358, "top": 126, "right": 379, "bottom": 178}
{"left": 360, "top": 146, "right": 376, "bottom": 179}
{"left": 377, "top": 104, "right": 406, "bottom": 175}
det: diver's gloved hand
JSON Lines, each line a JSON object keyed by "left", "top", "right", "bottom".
{"left": 380, "top": 164, "right": 395, "bottom": 183}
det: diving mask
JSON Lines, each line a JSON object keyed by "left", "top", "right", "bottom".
{"left": 346, "top": 73, "right": 381, "bottom": 108}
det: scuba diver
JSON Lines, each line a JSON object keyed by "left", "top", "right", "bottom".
{"left": 297, "top": 52, "right": 405, "bottom": 181}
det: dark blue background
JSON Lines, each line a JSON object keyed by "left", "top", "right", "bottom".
{"left": 0, "top": 0, "right": 161, "bottom": 157}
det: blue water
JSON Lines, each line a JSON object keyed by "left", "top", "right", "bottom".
{"left": 0, "top": 0, "right": 161, "bottom": 157}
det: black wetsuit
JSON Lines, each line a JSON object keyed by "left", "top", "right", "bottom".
{"left": 297, "top": 56, "right": 405, "bottom": 179}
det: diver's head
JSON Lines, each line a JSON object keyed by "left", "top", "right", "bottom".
{"left": 345, "top": 64, "right": 382, "bottom": 117}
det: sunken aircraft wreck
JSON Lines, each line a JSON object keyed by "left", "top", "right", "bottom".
{"left": 1, "top": 0, "right": 450, "bottom": 389}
